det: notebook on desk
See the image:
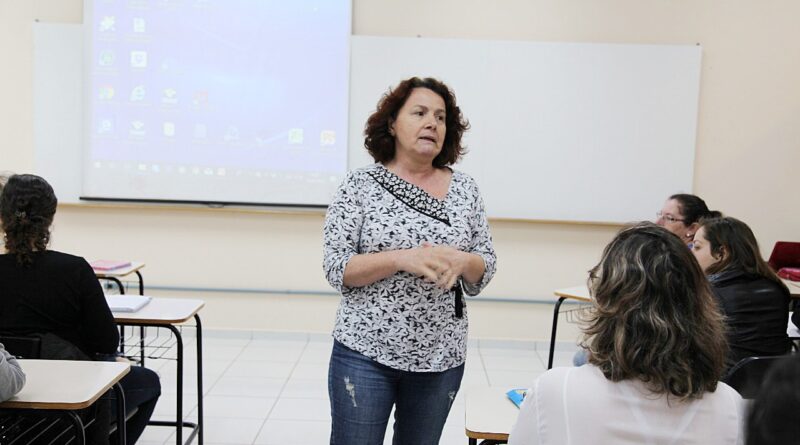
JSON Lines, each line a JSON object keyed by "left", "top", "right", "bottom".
{"left": 105, "top": 295, "right": 151, "bottom": 312}
{"left": 91, "top": 260, "right": 132, "bottom": 271}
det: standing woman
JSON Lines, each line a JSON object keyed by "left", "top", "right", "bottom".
{"left": 656, "top": 193, "right": 720, "bottom": 246}
{"left": 323, "top": 77, "right": 496, "bottom": 444}
{"left": 691, "top": 216, "right": 791, "bottom": 369}
{"left": 0, "top": 174, "right": 161, "bottom": 444}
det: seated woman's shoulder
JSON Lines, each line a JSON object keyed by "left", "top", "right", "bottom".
{"left": 39, "top": 250, "right": 92, "bottom": 269}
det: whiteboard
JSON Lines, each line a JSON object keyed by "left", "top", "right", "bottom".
{"left": 349, "top": 36, "right": 701, "bottom": 222}
{"left": 33, "top": 26, "right": 701, "bottom": 222}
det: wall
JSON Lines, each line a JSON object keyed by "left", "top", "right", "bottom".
{"left": 2, "top": 0, "right": 799, "bottom": 341}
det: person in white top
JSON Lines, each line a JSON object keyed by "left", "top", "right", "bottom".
{"left": 509, "top": 222, "right": 746, "bottom": 445}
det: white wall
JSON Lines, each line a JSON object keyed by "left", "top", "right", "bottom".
{"left": 3, "top": 0, "right": 799, "bottom": 341}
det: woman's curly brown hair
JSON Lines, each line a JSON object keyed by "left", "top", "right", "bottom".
{"left": 0, "top": 174, "right": 58, "bottom": 265}
{"left": 364, "top": 77, "right": 470, "bottom": 168}
{"left": 582, "top": 222, "right": 728, "bottom": 401}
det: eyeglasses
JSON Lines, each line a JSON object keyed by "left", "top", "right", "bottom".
{"left": 656, "top": 211, "right": 685, "bottom": 224}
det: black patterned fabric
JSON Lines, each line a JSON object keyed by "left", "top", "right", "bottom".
{"left": 323, "top": 164, "right": 496, "bottom": 372}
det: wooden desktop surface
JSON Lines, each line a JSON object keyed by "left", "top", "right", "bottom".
{"left": 783, "top": 279, "right": 800, "bottom": 298}
{"left": 553, "top": 285, "right": 591, "bottom": 302}
{"left": 465, "top": 387, "right": 519, "bottom": 441}
{"left": 112, "top": 297, "right": 205, "bottom": 324}
{"left": 93, "top": 261, "right": 145, "bottom": 278}
{"left": 558, "top": 281, "right": 798, "bottom": 300}
{"left": 0, "top": 360, "right": 130, "bottom": 410}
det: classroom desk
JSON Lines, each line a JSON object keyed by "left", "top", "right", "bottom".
{"left": 465, "top": 387, "right": 518, "bottom": 445}
{"left": 548, "top": 286, "right": 592, "bottom": 369}
{"left": 550, "top": 281, "right": 800, "bottom": 369}
{"left": 783, "top": 279, "right": 800, "bottom": 298}
{"left": 0, "top": 360, "right": 130, "bottom": 444}
{"left": 113, "top": 297, "right": 205, "bottom": 445}
{"left": 94, "top": 262, "right": 146, "bottom": 295}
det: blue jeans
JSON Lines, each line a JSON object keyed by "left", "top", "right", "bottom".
{"left": 328, "top": 340, "right": 464, "bottom": 445}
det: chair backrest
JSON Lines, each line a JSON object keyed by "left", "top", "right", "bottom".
{"left": 722, "top": 355, "right": 784, "bottom": 399}
{"left": 0, "top": 335, "right": 42, "bottom": 359}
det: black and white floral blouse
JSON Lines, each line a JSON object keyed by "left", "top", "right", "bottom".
{"left": 323, "top": 163, "right": 496, "bottom": 372}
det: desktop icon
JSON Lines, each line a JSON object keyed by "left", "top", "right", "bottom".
{"left": 163, "top": 122, "right": 176, "bottom": 137}
{"left": 98, "top": 50, "right": 115, "bottom": 67}
{"left": 133, "top": 17, "right": 146, "bottom": 33}
{"left": 320, "top": 130, "right": 336, "bottom": 146}
{"left": 97, "top": 119, "right": 113, "bottom": 134}
{"left": 130, "top": 120, "right": 146, "bottom": 137}
{"left": 192, "top": 90, "right": 209, "bottom": 106}
{"left": 98, "top": 85, "right": 115, "bottom": 100}
{"left": 162, "top": 88, "right": 178, "bottom": 104}
{"left": 130, "top": 50, "right": 148, "bottom": 68}
{"left": 288, "top": 128, "right": 304, "bottom": 145}
{"left": 99, "top": 16, "right": 116, "bottom": 32}
{"left": 224, "top": 126, "right": 240, "bottom": 142}
{"left": 193, "top": 124, "right": 207, "bottom": 139}
{"left": 130, "top": 85, "right": 146, "bottom": 102}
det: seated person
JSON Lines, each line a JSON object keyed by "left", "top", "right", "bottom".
{"left": 0, "top": 342, "right": 25, "bottom": 401}
{"left": 0, "top": 174, "right": 161, "bottom": 444}
{"left": 746, "top": 354, "right": 800, "bottom": 444}
{"left": 692, "top": 216, "right": 791, "bottom": 369}
{"left": 656, "top": 193, "right": 721, "bottom": 246}
{"left": 573, "top": 193, "right": 719, "bottom": 368}
{"left": 509, "top": 222, "right": 744, "bottom": 445}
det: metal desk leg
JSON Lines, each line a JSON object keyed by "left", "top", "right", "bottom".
{"left": 134, "top": 270, "right": 144, "bottom": 296}
{"left": 547, "top": 297, "right": 567, "bottom": 369}
{"left": 135, "top": 272, "right": 145, "bottom": 366}
{"left": 148, "top": 323, "right": 201, "bottom": 445}
{"left": 64, "top": 411, "right": 86, "bottom": 445}
{"left": 194, "top": 314, "right": 204, "bottom": 445}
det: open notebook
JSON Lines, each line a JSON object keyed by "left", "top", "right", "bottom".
{"left": 105, "top": 295, "right": 151, "bottom": 312}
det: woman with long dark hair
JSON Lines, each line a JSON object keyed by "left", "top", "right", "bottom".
{"left": 692, "top": 216, "right": 791, "bottom": 368}
{"left": 0, "top": 174, "right": 161, "bottom": 444}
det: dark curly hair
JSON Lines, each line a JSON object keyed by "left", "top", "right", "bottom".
{"left": 669, "top": 194, "right": 721, "bottom": 226}
{"left": 364, "top": 77, "right": 469, "bottom": 168}
{"left": 582, "top": 222, "right": 727, "bottom": 401}
{"left": 0, "top": 174, "right": 58, "bottom": 265}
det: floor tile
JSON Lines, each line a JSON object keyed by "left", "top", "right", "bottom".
{"left": 193, "top": 395, "right": 276, "bottom": 419}
{"left": 208, "top": 376, "right": 286, "bottom": 398}
{"left": 269, "top": 397, "right": 330, "bottom": 422}
{"left": 254, "top": 419, "right": 331, "bottom": 445}
{"left": 195, "top": 417, "right": 266, "bottom": 444}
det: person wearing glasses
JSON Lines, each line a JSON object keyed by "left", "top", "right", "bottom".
{"left": 691, "top": 216, "right": 791, "bottom": 369}
{"left": 656, "top": 194, "right": 721, "bottom": 246}
{"left": 509, "top": 223, "right": 745, "bottom": 445}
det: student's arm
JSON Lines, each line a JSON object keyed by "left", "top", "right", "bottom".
{"left": 76, "top": 260, "right": 120, "bottom": 354}
{"left": 0, "top": 344, "right": 25, "bottom": 401}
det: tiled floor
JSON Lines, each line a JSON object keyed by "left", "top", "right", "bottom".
{"left": 136, "top": 331, "right": 579, "bottom": 445}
